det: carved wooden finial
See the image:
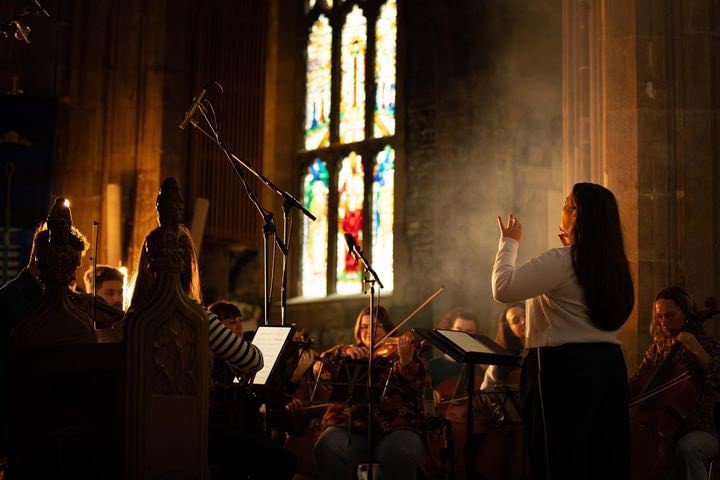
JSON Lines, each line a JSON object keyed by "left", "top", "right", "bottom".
{"left": 46, "top": 197, "right": 72, "bottom": 245}
{"left": 40, "top": 197, "right": 80, "bottom": 287}
{"left": 143, "top": 177, "right": 191, "bottom": 277}
{"left": 14, "top": 198, "right": 95, "bottom": 348}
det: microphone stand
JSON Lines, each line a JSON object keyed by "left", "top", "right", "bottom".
{"left": 186, "top": 94, "right": 314, "bottom": 325}
{"left": 348, "top": 243, "right": 383, "bottom": 480}
{"left": 182, "top": 87, "right": 315, "bottom": 442}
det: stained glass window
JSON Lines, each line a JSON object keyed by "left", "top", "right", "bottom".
{"left": 339, "top": 6, "right": 367, "bottom": 144}
{"left": 336, "top": 152, "right": 364, "bottom": 294}
{"left": 301, "top": 159, "right": 330, "bottom": 297}
{"left": 305, "top": 15, "right": 332, "bottom": 150}
{"left": 300, "top": 0, "right": 396, "bottom": 297}
{"left": 372, "top": 146, "right": 394, "bottom": 290}
{"left": 374, "top": 0, "right": 396, "bottom": 138}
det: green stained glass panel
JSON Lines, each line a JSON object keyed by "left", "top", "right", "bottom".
{"left": 372, "top": 146, "right": 394, "bottom": 291}
{"left": 305, "top": 15, "right": 332, "bottom": 150}
{"left": 301, "top": 159, "right": 329, "bottom": 297}
{"left": 336, "top": 152, "right": 364, "bottom": 294}
{"left": 374, "top": 0, "right": 396, "bottom": 138}
{"left": 339, "top": 6, "right": 367, "bottom": 144}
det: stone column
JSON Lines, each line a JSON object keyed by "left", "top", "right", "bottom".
{"left": 563, "top": 0, "right": 640, "bottom": 366}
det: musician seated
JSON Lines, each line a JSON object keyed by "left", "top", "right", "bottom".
{"left": 0, "top": 227, "right": 50, "bottom": 456}
{"left": 313, "top": 306, "right": 428, "bottom": 480}
{"left": 0, "top": 219, "right": 88, "bottom": 465}
{"left": 207, "top": 300, "right": 257, "bottom": 426}
{"left": 208, "top": 301, "right": 247, "bottom": 387}
{"left": 82, "top": 264, "right": 125, "bottom": 328}
{"left": 429, "top": 310, "right": 479, "bottom": 401}
{"left": 480, "top": 303, "right": 525, "bottom": 390}
{"left": 629, "top": 286, "right": 720, "bottom": 480}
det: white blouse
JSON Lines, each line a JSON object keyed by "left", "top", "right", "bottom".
{"left": 492, "top": 237, "right": 621, "bottom": 349}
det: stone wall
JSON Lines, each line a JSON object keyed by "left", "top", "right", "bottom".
{"left": 635, "top": 0, "right": 720, "bottom": 358}
{"left": 0, "top": 0, "right": 196, "bottom": 287}
{"left": 274, "top": 0, "right": 564, "bottom": 348}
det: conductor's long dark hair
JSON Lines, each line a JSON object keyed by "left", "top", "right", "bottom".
{"left": 571, "top": 183, "right": 634, "bottom": 331}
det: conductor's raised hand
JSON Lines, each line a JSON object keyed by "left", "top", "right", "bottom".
{"left": 497, "top": 214, "right": 522, "bottom": 242}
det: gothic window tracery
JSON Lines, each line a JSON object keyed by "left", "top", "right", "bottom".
{"left": 300, "top": 0, "right": 396, "bottom": 297}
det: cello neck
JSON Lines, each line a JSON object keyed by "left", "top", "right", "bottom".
{"left": 638, "top": 341, "right": 682, "bottom": 398}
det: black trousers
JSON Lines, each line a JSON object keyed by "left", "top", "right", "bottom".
{"left": 208, "top": 419, "right": 295, "bottom": 480}
{"left": 521, "top": 343, "right": 630, "bottom": 480}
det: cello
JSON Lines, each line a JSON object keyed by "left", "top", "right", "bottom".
{"left": 629, "top": 297, "right": 719, "bottom": 479}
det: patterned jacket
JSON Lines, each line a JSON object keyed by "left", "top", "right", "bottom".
{"left": 319, "top": 344, "right": 429, "bottom": 434}
{"left": 629, "top": 330, "right": 720, "bottom": 435}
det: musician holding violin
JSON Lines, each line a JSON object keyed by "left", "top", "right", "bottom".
{"left": 312, "top": 305, "right": 428, "bottom": 480}
{"left": 629, "top": 286, "right": 720, "bottom": 480}
{"left": 80, "top": 264, "right": 125, "bottom": 328}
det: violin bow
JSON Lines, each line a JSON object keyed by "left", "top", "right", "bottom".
{"left": 91, "top": 220, "right": 99, "bottom": 329}
{"left": 373, "top": 285, "right": 445, "bottom": 350}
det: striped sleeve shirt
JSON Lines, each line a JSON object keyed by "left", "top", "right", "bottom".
{"left": 204, "top": 306, "right": 263, "bottom": 373}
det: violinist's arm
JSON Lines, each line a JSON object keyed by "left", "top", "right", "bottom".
{"left": 397, "top": 332, "right": 414, "bottom": 367}
{"left": 480, "top": 365, "right": 500, "bottom": 391}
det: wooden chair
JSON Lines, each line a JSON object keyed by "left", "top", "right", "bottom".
{"left": 8, "top": 181, "right": 210, "bottom": 479}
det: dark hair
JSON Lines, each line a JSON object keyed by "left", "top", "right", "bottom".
{"left": 84, "top": 265, "right": 124, "bottom": 292}
{"left": 650, "top": 286, "right": 698, "bottom": 341}
{"left": 571, "top": 183, "right": 634, "bottom": 331}
{"left": 130, "top": 225, "right": 201, "bottom": 306}
{"left": 453, "top": 311, "right": 478, "bottom": 328}
{"left": 437, "top": 308, "right": 463, "bottom": 330}
{"left": 495, "top": 303, "right": 525, "bottom": 354}
{"left": 209, "top": 300, "right": 242, "bottom": 321}
{"left": 353, "top": 305, "right": 395, "bottom": 345}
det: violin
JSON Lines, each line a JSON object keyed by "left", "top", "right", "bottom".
{"left": 70, "top": 291, "right": 124, "bottom": 329}
{"left": 373, "top": 334, "right": 430, "bottom": 359}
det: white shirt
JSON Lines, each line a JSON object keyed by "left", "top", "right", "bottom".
{"left": 492, "top": 237, "right": 621, "bottom": 349}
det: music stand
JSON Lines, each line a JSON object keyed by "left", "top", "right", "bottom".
{"left": 250, "top": 325, "right": 295, "bottom": 438}
{"left": 324, "top": 358, "right": 393, "bottom": 403}
{"left": 413, "top": 328, "right": 521, "bottom": 479}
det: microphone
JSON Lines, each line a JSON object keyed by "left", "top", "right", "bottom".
{"left": 344, "top": 233, "right": 359, "bottom": 259}
{"left": 32, "top": 0, "right": 51, "bottom": 17}
{"left": 179, "top": 86, "right": 208, "bottom": 130}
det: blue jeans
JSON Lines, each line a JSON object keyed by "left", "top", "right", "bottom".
{"left": 673, "top": 430, "right": 720, "bottom": 480}
{"left": 313, "top": 427, "right": 425, "bottom": 480}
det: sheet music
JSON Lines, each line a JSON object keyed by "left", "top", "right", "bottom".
{"left": 251, "top": 326, "right": 293, "bottom": 385}
{"left": 436, "top": 329, "right": 494, "bottom": 354}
